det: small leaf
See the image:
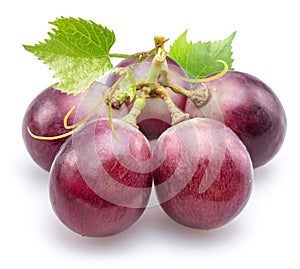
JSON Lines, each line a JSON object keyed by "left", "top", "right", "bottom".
{"left": 169, "top": 31, "right": 236, "bottom": 79}
{"left": 23, "top": 17, "right": 115, "bottom": 94}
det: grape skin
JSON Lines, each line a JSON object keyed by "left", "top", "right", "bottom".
{"left": 49, "top": 118, "right": 152, "bottom": 237}
{"left": 153, "top": 118, "right": 253, "bottom": 230}
{"left": 22, "top": 86, "right": 83, "bottom": 171}
{"left": 22, "top": 82, "right": 127, "bottom": 171}
{"left": 185, "top": 71, "right": 287, "bottom": 168}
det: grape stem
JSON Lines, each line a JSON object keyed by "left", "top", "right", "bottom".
{"left": 109, "top": 37, "right": 169, "bottom": 60}
{"left": 155, "top": 86, "right": 189, "bottom": 125}
{"left": 157, "top": 69, "right": 210, "bottom": 107}
{"left": 109, "top": 53, "right": 141, "bottom": 59}
{"left": 109, "top": 50, "right": 154, "bottom": 60}
{"left": 186, "top": 86, "right": 211, "bottom": 107}
{"left": 147, "top": 37, "right": 168, "bottom": 84}
{"left": 121, "top": 87, "right": 150, "bottom": 127}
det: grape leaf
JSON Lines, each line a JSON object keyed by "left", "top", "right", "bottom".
{"left": 169, "top": 30, "right": 236, "bottom": 79}
{"left": 23, "top": 17, "right": 115, "bottom": 95}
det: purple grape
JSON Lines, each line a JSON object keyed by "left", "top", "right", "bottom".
{"left": 49, "top": 118, "right": 152, "bottom": 237}
{"left": 22, "top": 82, "right": 127, "bottom": 171}
{"left": 22, "top": 86, "right": 83, "bottom": 171}
{"left": 185, "top": 71, "right": 287, "bottom": 168}
{"left": 107, "top": 55, "right": 190, "bottom": 139}
{"left": 153, "top": 118, "right": 253, "bottom": 230}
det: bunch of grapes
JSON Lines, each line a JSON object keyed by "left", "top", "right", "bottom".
{"left": 23, "top": 46, "right": 286, "bottom": 238}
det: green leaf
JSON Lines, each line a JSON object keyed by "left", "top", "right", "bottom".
{"left": 23, "top": 17, "right": 115, "bottom": 94}
{"left": 169, "top": 30, "right": 236, "bottom": 79}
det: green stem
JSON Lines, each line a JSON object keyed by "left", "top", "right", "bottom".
{"left": 156, "top": 86, "right": 189, "bottom": 125}
{"left": 147, "top": 48, "right": 167, "bottom": 84}
{"left": 109, "top": 53, "right": 141, "bottom": 59}
{"left": 121, "top": 87, "right": 150, "bottom": 127}
{"left": 163, "top": 73, "right": 210, "bottom": 108}
{"left": 109, "top": 47, "right": 156, "bottom": 60}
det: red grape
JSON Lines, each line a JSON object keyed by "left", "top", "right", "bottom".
{"left": 22, "top": 82, "right": 127, "bottom": 171}
{"left": 185, "top": 71, "right": 287, "bottom": 168}
{"left": 153, "top": 118, "right": 253, "bottom": 230}
{"left": 49, "top": 118, "right": 152, "bottom": 237}
{"left": 22, "top": 85, "right": 82, "bottom": 171}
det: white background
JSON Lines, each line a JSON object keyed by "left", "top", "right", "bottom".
{"left": 1, "top": 0, "right": 299, "bottom": 268}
